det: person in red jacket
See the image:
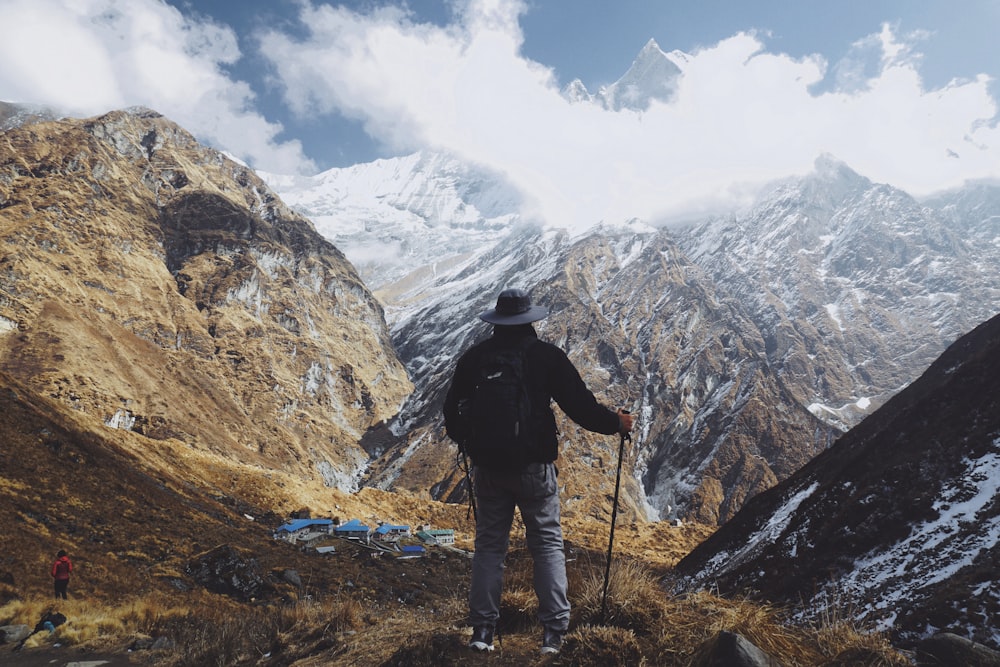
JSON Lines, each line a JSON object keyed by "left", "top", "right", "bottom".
{"left": 51, "top": 549, "right": 72, "bottom": 599}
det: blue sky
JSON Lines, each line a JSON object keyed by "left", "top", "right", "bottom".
{"left": 2, "top": 0, "right": 998, "bottom": 227}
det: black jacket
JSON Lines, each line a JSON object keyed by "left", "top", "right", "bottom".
{"left": 443, "top": 324, "right": 621, "bottom": 463}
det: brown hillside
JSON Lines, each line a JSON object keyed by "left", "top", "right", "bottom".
{"left": 0, "top": 108, "right": 411, "bottom": 492}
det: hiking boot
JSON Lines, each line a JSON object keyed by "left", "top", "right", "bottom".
{"left": 469, "top": 625, "right": 495, "bottom": 652}
{"left": 540, "top": 626, "right": 564, "bottom": 655}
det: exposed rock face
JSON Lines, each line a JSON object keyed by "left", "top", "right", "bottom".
{"left": 675, "top": 312, "right": 1000, "bottom": 648}
{"left": 340, "top": 155, "right": 1000, "bottom": 526}
{"left": 0, "top": 108, "right": 411, "bottom": 491}
{"left": 362, "top": 227, "right": 837, "bottom": 527}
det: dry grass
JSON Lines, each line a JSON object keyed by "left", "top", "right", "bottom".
{"left": 0, "top": 594, "right": 182, "bottom": 651}
{"left": 0, "top": 591, "right": 367, "bottom": 664}
{"left": 560, "top": 553, "right": 907, "bottom": 667}
{"left": 574, "top": 557, "right": 667, "bottom": 631}
{"left": 557, "top": 625, "right": 644, "bottom": 666}
{"left": 0, "top": 555, "right": 910, "bottom": 667}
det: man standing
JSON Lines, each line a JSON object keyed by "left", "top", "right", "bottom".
{"left": 51, "top": 549, "right": 72, "bottom": 599}
{"left": 444, "top": 288, "right": 634, "bottom": 655}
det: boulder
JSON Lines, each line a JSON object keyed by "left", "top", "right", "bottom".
{"left": 703, "top": 631, "right": 780, "bottom": 667}
{"left": 0, "top": 624, "right": 30, "bottom": 644}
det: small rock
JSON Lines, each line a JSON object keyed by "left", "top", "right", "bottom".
{"left": 916, "top": 632, "right": 1000, "bottom": 667}
{"left": 281, "top": 568, "right": 303, "bottom": 588}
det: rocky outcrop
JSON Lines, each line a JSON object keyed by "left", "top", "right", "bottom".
{"left": 186, "top": 545, "right": 274, "bottom": 601}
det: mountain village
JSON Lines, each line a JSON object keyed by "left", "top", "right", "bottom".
{"left": 272, "top": 515, "right": 459, "bottom": 559}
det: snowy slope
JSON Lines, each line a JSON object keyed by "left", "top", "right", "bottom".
{"left": 675, "top": 312, "right": 1000, "bottom": 648}
{"left": 261, "top": 151, "right": 523, "bottom": 289}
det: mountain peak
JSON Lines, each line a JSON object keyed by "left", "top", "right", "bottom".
{"left": 599, "top": 38, "right": 681, "bottom": 111}
{"left": 562, "top": 38, "right": 681, "bottom": 111}
{"left": 803, "top": 153, "right": 873, "bottom": 201}
{"left": 639, "top": 38, "right": 663, "bottom": 55}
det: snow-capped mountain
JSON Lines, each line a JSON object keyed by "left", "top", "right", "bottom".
{"left": 563, "top": 39, "right": 682, "bottom": 110}
{"left": 266, "top": 146, "right": 1000, "bottom": 528}
{"left": 678, "top": 155, "right": 999, "bottom": 430}
{"left": 674, "top": 310, "right": 1000, "bottom": 648}
{"left": 260, "top": 151, "right": 524, "bottom": 290}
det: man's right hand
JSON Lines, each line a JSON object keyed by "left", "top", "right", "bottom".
{"left": 617, "top": 408, "right": 635, "bottom": 435}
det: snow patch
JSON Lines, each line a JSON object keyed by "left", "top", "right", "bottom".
{"left": 701, "top": 482, "right": 820, "bottom": 575}
{"left": 830, "top": 442, "right": 1000, "bottom": 634}
{"left": 824, "top": 303, "right": 845, "bottom": 331}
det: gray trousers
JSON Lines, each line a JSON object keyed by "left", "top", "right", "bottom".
{"left": 468, "top": 462, "right": 569, "bottom": 632}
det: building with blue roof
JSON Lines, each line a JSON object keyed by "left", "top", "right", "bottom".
{"left": 373, "top": 523, "right": 411, "bottom": 542}
{"left": 398, "top": 545, "right": 425, "bottom": 559}
{"left": 274, "top": 518, "right": 334, "bottom": 543}
{"left": 335, "top": 518, "right": 372, "bottom": 540}
{"left": 416, "top": 528, "right": 455, "bottom": 545}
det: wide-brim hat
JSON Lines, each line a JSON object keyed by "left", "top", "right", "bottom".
{"left": 479, "top": 288, "right": 549, "bottom": 325}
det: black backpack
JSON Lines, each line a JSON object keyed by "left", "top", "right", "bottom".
{"left": 462, "top": 338, "right": 536, "bottom": 471}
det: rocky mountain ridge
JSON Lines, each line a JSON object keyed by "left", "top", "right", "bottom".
{"left": 679, "top": 156, "right": 999, "bottom": 429}
{"left": 0, "top": 108, "right": 411, "bottom": 495}
{"left": 275, "top": 146, "right": 1000, "bottom": 525}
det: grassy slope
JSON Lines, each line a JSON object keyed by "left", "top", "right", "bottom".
{"left": 0, "top": 373, "right": 905, "bottom": 665}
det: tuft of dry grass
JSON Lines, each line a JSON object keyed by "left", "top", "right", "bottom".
{"left": 575, "top": 557, "right": 667, "bottom": 633}
{"left": 556, "top": 625, "right": 644, "bottom": 666}
{"left": 647, "top": 589, "right": 910, "bottom": 667}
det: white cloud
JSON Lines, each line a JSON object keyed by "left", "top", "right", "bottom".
{"left": 2, "top": 0, "right": 997, "bottom": 230}
{"left": 261, "top": 0, "right": 999, "bottom": 231}
{"left": 0, "top": 0, "right": 314, "bottom": 174}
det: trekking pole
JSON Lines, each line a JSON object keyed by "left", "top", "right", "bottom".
{"left": 600, "top": 415, "right": 631, "bottom": 623}
{"left": 460, "top": 448, "right": 478, "bottom": 523}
